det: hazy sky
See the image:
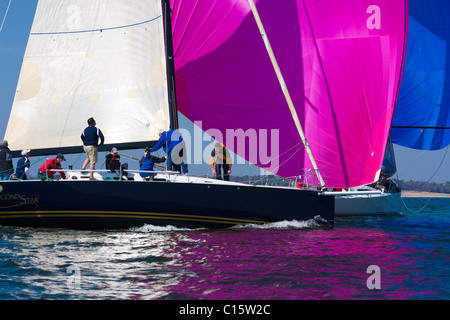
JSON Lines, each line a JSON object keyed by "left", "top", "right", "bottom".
{"left": 0, "top": 0, "right": 448, "bottom": 183}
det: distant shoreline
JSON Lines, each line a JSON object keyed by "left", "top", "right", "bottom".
{"left": 401, "top": 190, "right": 450, "bottom": 198}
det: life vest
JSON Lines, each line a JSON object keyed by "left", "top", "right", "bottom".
{"left": 210, "top": 143, "right": 232, "bottom": 167}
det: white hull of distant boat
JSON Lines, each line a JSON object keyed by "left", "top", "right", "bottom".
{"left": 326, "top": 187, "right": 403, "bottom": 216}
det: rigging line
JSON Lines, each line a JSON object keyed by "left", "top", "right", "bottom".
{"left": 276, "top": 145, "right": 303, "bottom": 173}
{"left": 0, "top": 156, "right": 48, "bottom": 175}
{"left": 400, "top": 144, "right": 449, "bottom": 189}
{"left": 30, "top": 16, "right": 161, "bottom": 35}
{"left": 400, "top": 194, "right": 432, "bottom": 214}
{"left": 0, "top": 0, "right": 12, "bottom": 33}
{"left": 260, "top": 141, "right": 303, "bottom": 163}
{"left": 418, "top": 145, "right": 449, "bottom": 185}
{"left": 396, "top": 140, "right": 449, "bottom": 178}
{"left": 71, "top": 149, "right": 86, "bottom": 168}
{"left": 252, "top": 145, "right": 304, "bottom": 185}
{"left": 397, "top": 145, "right": 449, "bottom": 214}
{"left": 242, "top": 141, "right": 304, "bottom": 185}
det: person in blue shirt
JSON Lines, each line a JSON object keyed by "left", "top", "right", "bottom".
{"left": 81, "top": 117, "right": 105, "bottom": 180}
{"left": 16, "top": 149, "right": 31, "bottom": 180}
{"left": 151, "top": 129, "right": 188, "bottom": 174}
{"left": 139, "top": 147, "right": 166, "bottom": 180}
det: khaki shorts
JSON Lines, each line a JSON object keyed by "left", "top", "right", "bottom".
{"left": 83, "top": 145, "right": 98, "bottom": 164}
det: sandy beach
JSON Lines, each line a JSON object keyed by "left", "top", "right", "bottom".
{"left": 401, "top": 190, "right": 450, "bottom": 198}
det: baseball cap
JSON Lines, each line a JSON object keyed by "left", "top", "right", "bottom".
{"left": 56, "top": 153, "right": 66, "bottom": 161}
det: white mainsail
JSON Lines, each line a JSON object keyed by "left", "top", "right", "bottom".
{"left": 5, "top": 0, "right": 170, "bottom": 153}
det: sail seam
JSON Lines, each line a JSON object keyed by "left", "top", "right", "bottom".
{"left": 300, "top": 0, "right": 348, "bottom": 187}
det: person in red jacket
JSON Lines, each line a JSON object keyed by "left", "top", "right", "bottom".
{"left": 38, "top": 153, "right": 66, "bottom": 180}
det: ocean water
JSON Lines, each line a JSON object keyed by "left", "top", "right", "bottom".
{"left": 0, "top": 197, "right": 448, "bottom": 301}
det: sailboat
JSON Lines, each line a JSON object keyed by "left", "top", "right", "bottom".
{"left": 334, "top": 135, "right": 405, "bottom": 216}
{"left": 336, "top": 0, "right": 450, "bottom": 216}
{"left": 0, "top": 0, "right": 407, "bottom": 230}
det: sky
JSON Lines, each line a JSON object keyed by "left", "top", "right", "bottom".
{"left": 0, "top": 0, "right": 449, "bottom": 183}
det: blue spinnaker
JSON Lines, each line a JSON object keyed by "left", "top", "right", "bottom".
{"left": 392, "top": 0, "right": 450, "bottom": 150}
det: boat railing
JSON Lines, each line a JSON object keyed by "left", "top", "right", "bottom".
{"left": 286, "top": 169, "right": 322, "bottom": 191}
{"left": 48, "top": 168, "right": 182, "bottom": 182}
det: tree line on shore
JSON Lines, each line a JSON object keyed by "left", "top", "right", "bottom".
{"left": 229, "top": 175, "right": 450, "bottom": 194}
{"left": 399, "top": 180, "right": 450, "bottom": 194}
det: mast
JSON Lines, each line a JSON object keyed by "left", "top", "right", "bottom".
{"left": 162, "top": 0, "right": 179, "bottom": 130}
{"left": 247, "top": 0, "right": 326, "bottom": 188}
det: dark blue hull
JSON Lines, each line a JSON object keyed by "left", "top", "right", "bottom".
{"left": 0, "top": 180, "right": 334, "bottom": 230}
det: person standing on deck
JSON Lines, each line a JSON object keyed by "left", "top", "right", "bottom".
{"left": 210, "top": 143, "right": 232, "bottom": 181}
{"left": 151, "top": 129, "right": 188, "bottom": 174}
{"left": 81, "top": 117, "right": 105, "bottom": 180}
{"left": 0, "top": 140, "right": 13, "bottom": 180}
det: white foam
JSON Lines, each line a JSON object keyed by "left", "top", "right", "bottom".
{"left": 129, "top": 224, "right": 197, "bottom": 233}
{"left": 128, "top": 215, "right": 330, "bottom": 232}
{"left": 232, "top": 216, "right": 331, "bottom": 230}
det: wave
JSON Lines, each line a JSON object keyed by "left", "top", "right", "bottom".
{"left": 128, "top": 224, "right": 201, "bottom": 233}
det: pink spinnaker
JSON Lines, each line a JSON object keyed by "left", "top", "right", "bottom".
{"left": 170, "top": 0, "right": 408, "bottom": 188}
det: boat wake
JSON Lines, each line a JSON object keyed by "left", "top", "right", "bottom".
{"left": 128, "top": 224, "right": 197, "bottom": 233}
{"left": 233, "top": 215, "right": 332, "bottom": 230}
{"left": 128, "top": 216, "right": 331, "bottom": 233}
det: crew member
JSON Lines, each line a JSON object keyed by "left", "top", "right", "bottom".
{"left": 16, "top": 149, "right": 31, "bottom": 180}
{"left": 152, "top": 129, "right": 188, "bottom": 174}
{"left": 81, "top": 117, "right": 105, "bottom": 180}
{"left": 38, "top": 153, "right": 66, "bottom": 180}
{"left": 105, "top": 147, "right": 121, "bottom": 172}
{"left": 210, "top": 142, "right": 232, "bottom": 181}
{"left": 139, "top": 147, "right": 166, "bottom": 180}
{"left": 0, "top": 140, "right": 13, "bottom": 180}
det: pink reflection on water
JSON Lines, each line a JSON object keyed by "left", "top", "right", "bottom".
{"left": 146, "top": 227, "right": 435, "bottom": 300}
